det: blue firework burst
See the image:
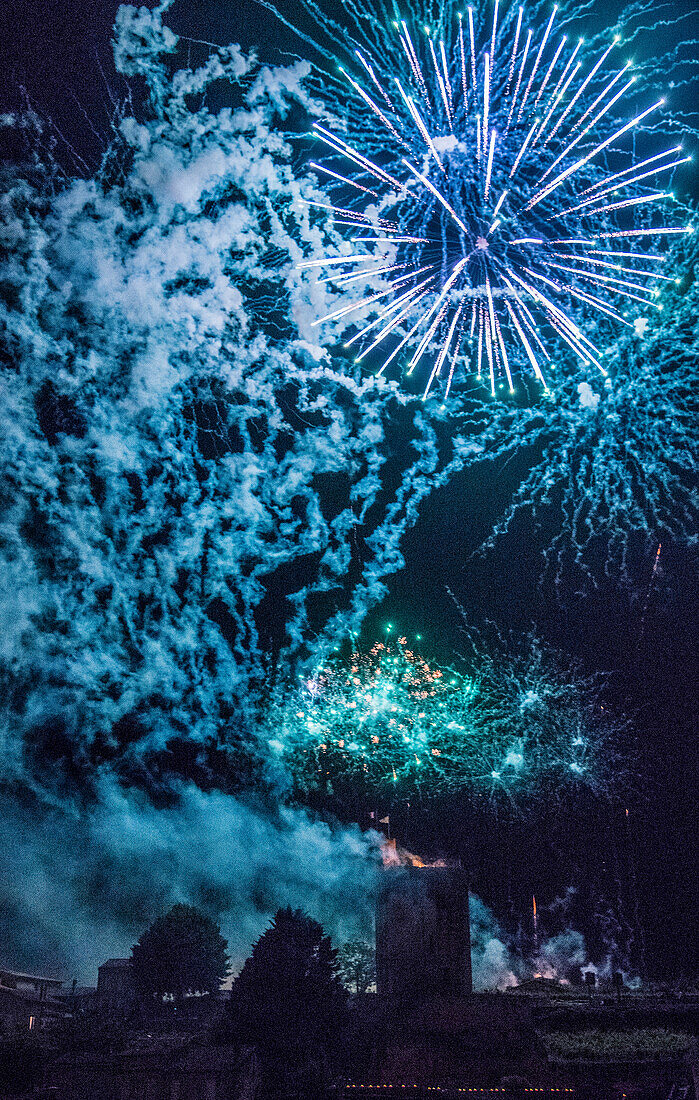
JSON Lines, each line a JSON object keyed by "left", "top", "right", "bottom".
{"left": 300, "top": 2, "right": 692, "bottom": 398}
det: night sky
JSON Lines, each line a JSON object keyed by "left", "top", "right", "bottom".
{"left": 0, "top": 0, "right": 697, "bottom": 985}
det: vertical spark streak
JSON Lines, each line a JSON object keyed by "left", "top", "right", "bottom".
{"left": 506, "top": 8, "right": 523, "bottom": 98}
{"left": 533, "top": 35, "right": 566, "bottom": 111}
{"left": 459, "top": 15, "right": 468, "bottom": 109}
{"left": 485, "top": 273, "right": 506, "bottom": 393}
{"left": 484, "top": 303, "right": 496, "bottom": 396}
{"left": 407, "top": 301, "right": 450, "bottom": 375}
{"left": 497, "top": 269, "right": 551, "bottom": 356}
{"left": 509, "top": 118, "right": 538, "bottom": 178}
{"left": 469, "top": 300, "right": 477, "bottom": 338}
{"left": 477, "top": 113, "right": 482, "bottom": 161}
{"left": 540, "top": 37, "right": 583, "bottom": 120}
{"left": 507, "top": 28, "right": 533, "bottom": 133}
{"left": 399, "top": 32, "right": 425, "bottom": 93}
{"left": 401, "top": 21, "right": 430, "bottom": 105}
{"left": 477, "top": 303, "right": 484, "bottom": 378}
{"left": 519, "top": 6, "right": 557, "bottom": 122}
{"left": 505, "top": 299, "right": 547, "bottom": 387}
{"left": 490, "top": 0, "right": 500, "bottom": 63}
{"left": 440, "top": 40, "right": 454, "bottom": 115}
{"left": 483, "top": 53, "right": 491, "bottom": 154}
{"left": 406, "top": 258, "right": 469, "bottom": 372}
{"left": 395, "top": 81, "right": 445, "bottom": 171}
{"left": 468, "top": 7, "right": 477, "bottom": 94}
{"left": 518, "top": 304, "right": 551, "bottom": 358}
{"left": 429, "top": 38, "right": 453, "bottom": 128}
{"left": 493, "top": 190, "right": 508, "bottom": 217}
{"left": 444, "top": 320, "right": 464, "bottom": 398}
{"left": 423, "top": 304, "right": 463, "bottom": 399}
{"left": 484, "top": 129, "right": 497, "bottom": 201}
{"left": 638, "top": 543, "right": 662, "bottom": 642}
{"left": 494, "top": 312, "right": 514, "bottom": 391}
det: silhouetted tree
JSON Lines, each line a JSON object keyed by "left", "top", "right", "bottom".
{"left": 225, "top": 907, "right": 348, "bottom": 1100}
{"left": 131, "top": 903, "right": 229, "bottom": 1001}
{"left": 335, "top": 940, "right": 376, "bottom": 994}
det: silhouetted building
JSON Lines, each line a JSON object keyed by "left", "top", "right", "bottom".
{"left": 0, "top": 966, "right": 64, "bottom": 1033}
{"left": 376, "top": 865, "right": 472, "bottom": 998}
{"left": 97, "top": 957, "right": 134, "bottom": 1011}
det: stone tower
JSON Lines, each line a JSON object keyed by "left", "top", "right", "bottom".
{"left": 375, "top": 865, "right": 472, "bottom": 998}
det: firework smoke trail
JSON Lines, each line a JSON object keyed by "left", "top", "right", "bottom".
{"left": 637, "top": 542, "right": 661, "bottom": 644}
{"left": 265, "top": 632, "right": 626, "bottom": 804}
{"left": 280, "top": 0, "right": 692, "bottom": 399}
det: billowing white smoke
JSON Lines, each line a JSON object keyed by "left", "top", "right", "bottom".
{"left": 469, "top": 896, "right": 520, "bottom": 990}
{"left": 0, "top": 780, "right": 381, "bottom": 982}
{"left": 0, "top": 3, "right": 472, "bottom": 979}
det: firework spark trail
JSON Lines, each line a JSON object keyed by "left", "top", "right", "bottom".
{"left": 637, "top": 542, "right": 662, "bottom": 645}
{"left": 475, "top": 224, "right": 699, "bottom": 586}
{"left": 288, "top": 0, "right": 692, "bottom": 399}
{"left": 265, "top": 633, "right": 625, "bottom": 802}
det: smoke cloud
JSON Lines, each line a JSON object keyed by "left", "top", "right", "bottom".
{"left": 469, "top": 893, "right": 621, "bottom": 992}
{"left": 0, "top": 4, "right": 460, "bottom": 981}
{"left": 0, "top": 780, "right": 382, "bottom": 982}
